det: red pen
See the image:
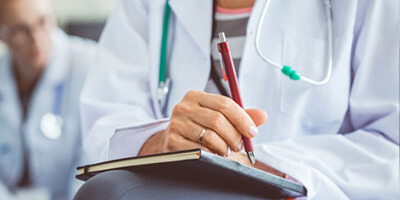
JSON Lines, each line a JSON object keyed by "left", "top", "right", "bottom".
{"left": 217, "top": 32, "right": 256, "bottom": 164}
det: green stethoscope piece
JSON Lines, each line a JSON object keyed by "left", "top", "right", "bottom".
{"left": 158, "top": 0, "right": 170, "bottom": 100}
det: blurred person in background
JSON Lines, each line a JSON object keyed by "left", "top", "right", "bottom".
{"left": 0, "top": 0, "right": 96, "bottom": 199}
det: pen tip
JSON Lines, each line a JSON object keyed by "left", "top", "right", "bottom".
{"left": 247, "top": 151, "right": 256, "bottom": 164}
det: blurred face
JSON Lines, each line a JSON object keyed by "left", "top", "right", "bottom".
{"left": 0, "top": 0, "right": 55, "bottom": 69}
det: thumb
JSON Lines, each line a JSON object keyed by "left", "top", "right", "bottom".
{"left": 245, "top": 109, "right": 268, "bottom": 127}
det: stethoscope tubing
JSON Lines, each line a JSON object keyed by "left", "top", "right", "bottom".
{"left": 255, "top": 0, "right": 334, "bottom": 85}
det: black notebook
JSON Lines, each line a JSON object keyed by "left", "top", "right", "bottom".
{"left": 76, "top": 149, "right": 306, "bottom": 199}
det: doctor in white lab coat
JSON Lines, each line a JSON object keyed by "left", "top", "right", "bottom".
{"left": 80, "top": 0, "right": 399, "bottom": 199}
{"left": 0, "top": 0, "right": 96, "bottom": 199}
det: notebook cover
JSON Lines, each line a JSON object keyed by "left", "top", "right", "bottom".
{"left": 76, "top": 149, "right": 307, "bottom": 198}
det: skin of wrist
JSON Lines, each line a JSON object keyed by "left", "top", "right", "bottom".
{"left": 138, "top": 130, "right": 166, "bottom": 156}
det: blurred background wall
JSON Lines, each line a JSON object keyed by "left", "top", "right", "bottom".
{"left": 0, "top": 0, "right": 117, "bottom": 54}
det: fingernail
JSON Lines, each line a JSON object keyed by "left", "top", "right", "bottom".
{"left": 225, "top": 147, "right": 231, "bottom": 157}
{"left": 249, "top": 125, "right": 258, "bottom": 137}
{"left": 237, "top": 141, "right": 244, "bottom": 151}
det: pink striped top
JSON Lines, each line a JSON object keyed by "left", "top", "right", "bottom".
{"left": 215, "top": 5, "right": 253, "bottom": 15}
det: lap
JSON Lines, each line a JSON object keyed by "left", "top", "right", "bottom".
{"left": 73, "top": 170, "right": 271, "bottom": 200}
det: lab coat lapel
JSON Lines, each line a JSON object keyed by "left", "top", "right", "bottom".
{"left": 0, "top": 53, "right": 24, "bottom": 187}
{"left": 169, "top": 0, "right": 213, "bottom": 57}
{"left": 165, "top": 0, "right": 213, "bottom": 116}
{"left": 0, "top": 54, "right": 22, "bottom": 130}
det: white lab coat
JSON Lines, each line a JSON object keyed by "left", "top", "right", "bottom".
{"left": 80, "top": 0, "right": 400, "bottom": 199}
{"left": 0, "top": 30, "right": 96, "bottom": 200}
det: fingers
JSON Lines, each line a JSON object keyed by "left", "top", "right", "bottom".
{"left": 198, "top": 128, "right": 230, "bottom": 157}
{"left": 189, "top": 106, "right": 243, "bottom": 152}
{"left": 168, "top": 116, "right": 230, "bottom": 156}
{"left": 166, "top": 91, "right": 269, "bottom": 157}
{"left": 164, "top": 131, "right": 211, "bottom": 152}
{"left": 185, "top": 91, "right": 258, "bottom": 138}
{"left": 245, "top": 109, "right": 268, "bottom": 127}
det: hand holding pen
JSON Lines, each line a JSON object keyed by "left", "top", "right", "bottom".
{"left": 217, "top": 32, "right": 257, "bottom": 164}
{"left": 139, "top": 35, "right": 268, "bottom": 166}
{"left": 140, "top": 90, "right": 267, "bottom": 159}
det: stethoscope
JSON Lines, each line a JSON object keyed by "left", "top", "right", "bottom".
{"left": 255, "top": 0, "right": 333, "bottom": 85}
{"left": 40, "top": 82, "right": 65, "bottom": 140}
{"left": 158, "top": 0, "right": 334, "bottom": 101}
{"left": 0, "top": 76, "right": 64, "bottom": 158}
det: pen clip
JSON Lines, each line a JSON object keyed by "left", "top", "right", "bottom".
{"left": 218, "top": 53, "right": 228, "bottom": 82}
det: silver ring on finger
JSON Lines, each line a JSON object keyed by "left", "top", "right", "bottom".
{"left": 198, "top": 128, "right": 207, "bottom": 143}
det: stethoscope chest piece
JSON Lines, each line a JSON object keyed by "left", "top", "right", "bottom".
{"left": 158, "top": 78, "right": 171, "bottom": 106}
{"left": 40, "top": 113, "right": 63, "bottom": 140}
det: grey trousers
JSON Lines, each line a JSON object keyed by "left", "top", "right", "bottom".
{"left": 73, "top": 170, "right": 273, "bottom": 200}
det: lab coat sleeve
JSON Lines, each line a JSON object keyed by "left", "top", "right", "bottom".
{"left": 254, "top": 1, "right": 399, "bottom": 199}
{"left": 80, "top": 0, "right": 167, "bottom": 163}
{"left": 0, "top": 182, "right": 15, "bottom": 200}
